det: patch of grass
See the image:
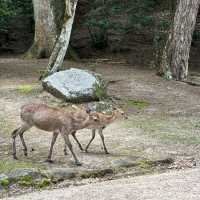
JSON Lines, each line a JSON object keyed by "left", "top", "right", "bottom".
{"left": 124, "top": 115, "right": 200, "bottom": 145}
{"left": 0, "top": 160, "right": 36, "bottom": 173}
{"left": 126, "top": 99, "right": 150, "bottom": 110}
{"left": 36, "top": 178, "right": 51, "bottom": 189}
{"left": 18, "top": 84, "right": 34, "bottom": 94}
{"left": 137, "top": 159, "right": 152, "bottom": 169}
{"left": 94, "top": 83, "right": 108, "bottom": 100}
{"left": 18, "top": 175, "right": 33, "bottom": 187}
{"left": 88, "top": 62, "right": 98, "bottom": 72}
{"left": 23, "top": 51, "right": 35, "bottom": 60}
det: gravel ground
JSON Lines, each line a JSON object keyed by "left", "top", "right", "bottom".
{"left": 3, "top": 168, "right": 200, "bottom": 200}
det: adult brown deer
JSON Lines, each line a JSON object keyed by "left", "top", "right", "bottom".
{"left": 11, "top": 103, "right": 99, "bottom": 165}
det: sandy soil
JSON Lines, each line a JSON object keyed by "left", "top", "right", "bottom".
{"left": 0, "top": 57, "right": 200, "bottom": 171}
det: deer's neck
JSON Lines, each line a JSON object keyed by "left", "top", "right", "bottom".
{"left": 79, "top": 115, "right": 91, "bottom": 129}
{"left": 104, "top": 112, "right": 117, "bottom": 124}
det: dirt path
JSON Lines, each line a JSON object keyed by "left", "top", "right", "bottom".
{"left": 4, "top": 168, "right": 200, "bottom": 200}
{"left": 0, "top": 57, "right": 200, "bottom": 195}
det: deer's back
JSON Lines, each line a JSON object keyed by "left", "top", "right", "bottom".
{"left": 20, "top": 103, "right": 68, "bottom": 131}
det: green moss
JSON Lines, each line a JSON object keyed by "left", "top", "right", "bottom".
{"left": 18, "top": 176, "right": 33, "bottom": 187}
{"left": 0, "top": 179, "right": 10, "bottom": 188}
{"left": 126, "top": 99, "right": 150, "bottom": 110}
{"left": 36, "top": 178, "right": 51, "bottom": 189}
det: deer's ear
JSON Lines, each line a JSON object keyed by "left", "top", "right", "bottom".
{"left": 93, "top": 116, "right": 99, "bottom": 121}
{"left": 91, "top": 114, "right": 99, "bottom": 121}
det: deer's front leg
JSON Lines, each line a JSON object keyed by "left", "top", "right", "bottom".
{"left": 98, "top": 128, "right": 109, "bottom": 154}
{"left": 85, "top": 129, "right": 96, "bottom": 152}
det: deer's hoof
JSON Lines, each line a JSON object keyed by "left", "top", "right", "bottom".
{"left": 105, "top": 151, "right": 109, "bottom": 154}
{"left": 75, "top": 161, "right": 82, "bottom": 166}
{"left": 24, "top": 152, "right": 28, "bottom": 156}
{"left": 84, "top": 149, "right": 88, "bottom": 153}
{"left": 13, "top": 155, "right": 18, "bottom": 160}
{"left": 45, "top": 159, "right": 54, "bottom": 164}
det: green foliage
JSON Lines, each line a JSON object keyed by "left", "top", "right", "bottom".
{"left": 84, "top": 0, "right": 157, "bottom": 49}
{"left": 94, "top": 83, "right": 107, "bottom": 100}
{"left": 0, "top": 178, "right": 10, "bottom": 188}
{"left": 0, "top": 0, "right": 13, "bottom": 32}
{"left": 126, "top": 0, "right": 156, "bottom": 31}
{"left": 0, "top": 0, "right": 33, "bottom": 32}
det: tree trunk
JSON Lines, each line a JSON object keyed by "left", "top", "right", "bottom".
{"left": 43, "top": 0, "right": 78, "bottom": 76}
{"left": 160, "top": 0, "right": 200, "bottom": 81}
{"left": 27, "top": 0, "right": 65, "bottom": 58}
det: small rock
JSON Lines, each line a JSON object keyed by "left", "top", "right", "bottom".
{"left": 111, "top": 159, "right": 137, "bottom": 168}
{"left": 42, "top": 168, "right": 76, "bottom": 182}
{"left": 6, "top": 168, "right": 41, "bottom": 181}
{"left": 87, "top": 101, "right": 114, "bottom": 113}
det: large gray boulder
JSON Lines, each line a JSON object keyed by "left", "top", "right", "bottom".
{"left": 42, "top": 68, "right": 107, "bottom": 103}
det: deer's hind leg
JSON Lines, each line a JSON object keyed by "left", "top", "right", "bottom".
{"left": 61, "top": 130, "right": 81, "bottom": 166}
{"left": 12, "top": 124, "right": 31, "bottom": 159}
{"left": 46, "top": 131, "right": 59, "bottom": 163}
{"left": 63, "top": 131, "right": 84, "bottom": 155}
{"left": 71, "top": 131, "right": 83, "bottom": 151}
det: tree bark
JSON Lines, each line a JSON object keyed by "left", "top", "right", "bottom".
{"left": 27, "top": 0, "right": 64, "bottom": 58}
{"left": 160, "top": 0, "right": 200, "bottom": 81}
{"left": 43, "top": 0, "right": 78, "bottom": 76}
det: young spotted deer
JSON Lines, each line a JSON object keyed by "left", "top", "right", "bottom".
{"left": 68, "top": 107, "right": 127, "bottom": 154}
{"left": 11, "top": 103, "right": 99, "bottom": 166}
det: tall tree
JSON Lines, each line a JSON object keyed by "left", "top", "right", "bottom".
{"left": 160, "top": 0, "right": 200, "bottom": 81}
{"left": 28, "top": 0, "right": 65, "bottom": 58}
{"left": 43, "top": 0, "right": 78, "bottom": 77}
